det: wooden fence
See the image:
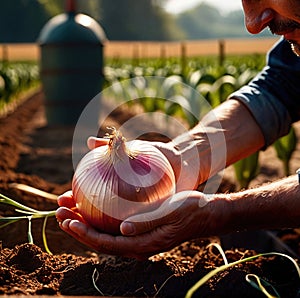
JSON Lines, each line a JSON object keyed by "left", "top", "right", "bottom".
{"left": 0, "top": 37, "right": 278, "bottom": 61}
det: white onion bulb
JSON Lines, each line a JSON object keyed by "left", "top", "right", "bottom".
{"left": 72, "top": 129, "right": 176, "bottom": 234}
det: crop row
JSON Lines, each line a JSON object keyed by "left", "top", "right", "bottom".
{"left": 0, "top": 61, "right": 40, "bottom": 109}
{"left": 103, "top": 55, "right": 266, "bottom": 128}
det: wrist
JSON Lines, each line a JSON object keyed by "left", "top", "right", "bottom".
{"left": 169, "top": 132, "right": 213, "bottom": 190}
{"left": 157, "top": 140, "right": 202, "bottom": 191}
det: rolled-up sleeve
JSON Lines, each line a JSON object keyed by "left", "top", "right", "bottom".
{"left": 229, "top": 38, "right": 300, "bottom": 148}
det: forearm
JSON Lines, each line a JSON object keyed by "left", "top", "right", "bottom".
{"left": 171, "top": 99, "right": 265, "bottom": 187}
{"left": 217, "top": 175, "right": 300, "bottom": 233}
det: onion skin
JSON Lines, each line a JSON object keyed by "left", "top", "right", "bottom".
{"left": 72, "top": 130, "right": 176, "bottom": 235}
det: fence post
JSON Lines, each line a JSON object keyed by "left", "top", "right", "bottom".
{"left": 181, "top": 42, "right": 187, "bottom": 77}
{"left": 219, "top": 39, "right": 225, "bottom": 66}
{"left": 2, "top": 44, "right": 8, "bottom": 62}
{"left": 160, "top": 43, "right": 166, "bottom": 60}
{"left": 132, "top": 42, "right": 139, "bottom": 66}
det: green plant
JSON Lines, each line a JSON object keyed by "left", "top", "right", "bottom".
{"left": 273, "top": 126, "right": 297, "bottom": 176}
{"left": 0, "top": 193, "right": 56, "bottom": 254}
{"left": 0, "top": 61, "right": 40, "bottom": 111}
{"left": 185, "top": 250, "right": 300, "bottom": 298}
{"left": 245, "top": 274, "right": 281, "bottom": 298}
{"left": 233, "top": 151, "right": 260, "bottom": 190}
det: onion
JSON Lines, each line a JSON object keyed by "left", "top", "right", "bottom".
{"left": 72, "top": 128, "right": 176, "bottom": 234}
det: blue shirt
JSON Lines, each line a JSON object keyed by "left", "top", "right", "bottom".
{"left": 229, "top": 38, "right": 300, "bottom": 148}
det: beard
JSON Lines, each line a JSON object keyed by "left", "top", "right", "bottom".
{"left": 268, "top": 20, "right": 300, "bottom": 57}
{"left": 268, "top": 19, "right": 300, "bottom": 35}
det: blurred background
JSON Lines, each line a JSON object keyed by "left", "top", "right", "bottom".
{"left": 0, "top": 0, "right": 272, "bottom": 42}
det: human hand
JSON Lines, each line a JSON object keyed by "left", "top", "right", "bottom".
{"left": 56, "top": 135, "right": 203, "bottom": 258}
{"left": 56, "top": 190, "right": 216, "bottom": 259}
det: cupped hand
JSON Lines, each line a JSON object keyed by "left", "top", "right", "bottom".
{"left": 56, "top": 190, "right": 214, "bottom": 259}
{"left": 56, "top": 136, "right": 204, "bottom": 259}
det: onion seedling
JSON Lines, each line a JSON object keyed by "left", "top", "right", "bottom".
{"left": 185, "top": 250, "right": 300, "bottom": 298}
{"left": 0, "top": 193, "right": 56, "bottom": 254}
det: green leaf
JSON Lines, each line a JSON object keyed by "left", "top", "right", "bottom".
{"left": 233, "top": 151, "right": 259, "bottom": 189}
{"left": 0, "top": 216, "right": 23, "bottom": 228}
{"left": 246, "top": 274, "right": 280, "bottom": 298}
{"left": 273, "top": 126, "right": 297, "bottom": 176}
{"left": 0, "top": 193, "right": 38, "bottom": 213}
{"left": 185, "top": 252, "right": 300, "bottom": 298}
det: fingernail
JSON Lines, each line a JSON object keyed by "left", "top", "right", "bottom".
{"left": 61, "top": 219, "right": 71, "bottom": 229}
{"left": 121, "top": 221, "right": 135, "bottom": 235}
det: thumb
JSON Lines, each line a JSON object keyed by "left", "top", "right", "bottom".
{"left": 120, "top": 210, "right": 166, "bottom": 236}
{"left": 87, "top": 136, "right": 109, "bottom": 150}
{"left": 120, "top": 190, "right": 204, "bottom": 235}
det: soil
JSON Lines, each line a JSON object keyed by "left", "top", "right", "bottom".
{"left": 0, "top": 91, "right": 300, "bottom": 297}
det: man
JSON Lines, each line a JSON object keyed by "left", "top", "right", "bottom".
{"left": 56, "top": 0, "right": 300, "bottom": 259}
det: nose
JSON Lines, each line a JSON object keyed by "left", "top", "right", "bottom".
{"left": 242, "top": 1, "right": 275, "bottom": 34}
